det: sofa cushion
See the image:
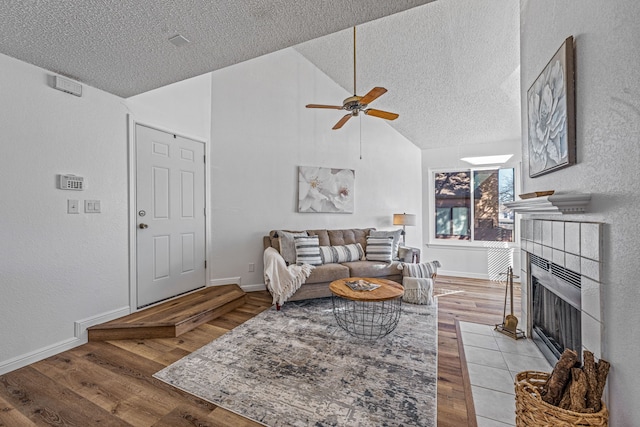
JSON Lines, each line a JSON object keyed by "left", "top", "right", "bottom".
{"left": 365, "top": 236, "right": 394, "bottom": 262}
{"left": 294, "top": 235, "right": 322, "bottom": 265}
{"left": 268, "top": 229, "right": 306, "bottom": 253}
{"left": 305, "top": 263, "right": 350, "bottom": 284}
{"left": 278, "top": 230, "right": 308, "bottom": 265}
{"left": 341, "top": 260, "right": 403, "bottom": 278}
{"left": 319, "top": 243, "right": 364, "bottom": 264}
{"left": 327, "top": 229, "right": 370, "bottom": 247}
{"left": 370, "top": 229, "right": 403, "bottom": 259}
{"left": 306, "top": 229, "right": 331, "bottom": 246}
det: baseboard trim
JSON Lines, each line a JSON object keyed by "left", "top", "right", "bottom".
{"left": 0, "top": 306, "right": 132, "bottom": 376}
{"left": 439, "top": 270, "right": 489, "bottom": 280}
{"left": 241, "top": 283, "right": 267, "bottom": 293}
{"left": 74, "top": 306, "right": 131, "bottom": 340}
{"left": 210, "top": 277, "right": 241, "bottom": 287}
{"left": 0, "top": 337, "right": 80, "bottom": 375}
{"left": 438, "top": 270, "right": 521, "bottom": 283}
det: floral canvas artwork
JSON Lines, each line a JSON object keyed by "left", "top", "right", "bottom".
{"left": 298, "top": 166, "right": 355, "bottom": 213}
{"left": 527, "top": 36, "right": 576, "bottom": 178}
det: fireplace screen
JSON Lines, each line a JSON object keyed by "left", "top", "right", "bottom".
{"left": 531, "top": 276, "right": 581, "bottom": 361}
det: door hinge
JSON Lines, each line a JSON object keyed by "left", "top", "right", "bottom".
{"left": 203, "top": 155, "right": 206, "bottom": 163}
{"left": 204, "top": 260, "right": 207, "bottom": 268}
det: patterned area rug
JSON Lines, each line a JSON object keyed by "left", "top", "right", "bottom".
{"left": 154, "top": 297, "right": 437, "bottom": 426}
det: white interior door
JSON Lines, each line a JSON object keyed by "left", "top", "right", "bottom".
{"left": 135, "top": 124, "right": 206, "bottom": 308}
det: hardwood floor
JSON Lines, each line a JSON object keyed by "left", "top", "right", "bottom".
{"left": 0, "top": 277, "right": 519, "bottom": 426}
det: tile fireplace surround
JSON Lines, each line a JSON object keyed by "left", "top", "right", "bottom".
{"left": 520, "top": 219, "right": 604, "bottom": 361}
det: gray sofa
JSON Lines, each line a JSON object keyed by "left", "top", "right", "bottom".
{"left": 263, "top": 228, "right": 419, "bottom": 302}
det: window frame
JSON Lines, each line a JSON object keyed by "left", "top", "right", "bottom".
{"left": 427, "top": 164, "right": 521, "bottom": 249}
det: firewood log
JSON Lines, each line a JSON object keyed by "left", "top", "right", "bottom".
{"left": 559, "top": 385, "right": 572, "bottom": 410}
{"left": 542, "top": 348, "right": 578, "bottom": 406}
{"left": 569, "top": 367, "right": 592, "bottom": 412}
{"left": 593, "top": 359, "right": 611, "bottom": 412}
{"left": 583, "top": 351, "right": 599, "bottom": 410}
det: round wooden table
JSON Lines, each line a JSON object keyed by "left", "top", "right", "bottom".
{"left": 329, "top": 277, "right": 404, "bottom": 340}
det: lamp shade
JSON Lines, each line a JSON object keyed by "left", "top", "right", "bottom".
{"left": 393, "top": 213, "right": 416, "bottom": 226}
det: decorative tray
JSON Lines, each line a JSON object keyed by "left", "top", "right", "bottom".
{"left": 518, "top": 190, "right": 555, "bottom": 199}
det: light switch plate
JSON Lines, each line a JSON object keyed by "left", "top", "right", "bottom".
{"left": 84, "top": 200, "right": 101, "bottom": 213}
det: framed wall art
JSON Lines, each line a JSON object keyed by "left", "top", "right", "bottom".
{"left": 298, "top": 166, "right": 355, "bottom": 213}
{"left": 527, "top": 36, "right": 576, "bottom": 178}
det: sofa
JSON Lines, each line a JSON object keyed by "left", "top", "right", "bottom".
{"left": 263, "top": 227, "right": 420, "bottom": 302}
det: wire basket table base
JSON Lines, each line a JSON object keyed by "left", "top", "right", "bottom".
{"left": 331, "top": 296, "right": 402, "bottom": 340}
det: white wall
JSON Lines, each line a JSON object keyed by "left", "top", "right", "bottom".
{"left": 0, "top": 44, "right": 421, "bottom": 373}
{"left": 0, "top": 53, "right": 129, "bottom": 372}
{"left": 421, "top": 139, "right": 522, "bottom": 279}
{"left": 127, "top": 74, "right": 212, "bottom": 141}
{"left": 209, "top": 48, "right": 423, "bottom": 287}
{"left": 520, "top": 1, "right": 640, "bottom": 424}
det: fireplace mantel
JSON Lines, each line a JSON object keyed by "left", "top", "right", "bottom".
{"left": 505, "top": 193, "right": 591, "bottom": 215}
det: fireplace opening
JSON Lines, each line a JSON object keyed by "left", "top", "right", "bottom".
{"left": 529, "top": 254, "right": 582, "bottom": 364}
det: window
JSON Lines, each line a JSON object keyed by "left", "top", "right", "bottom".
{"left": 433, "top": 168, "right": 515, "bottom": 243}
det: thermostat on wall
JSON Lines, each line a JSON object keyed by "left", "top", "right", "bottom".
{"left": 58, "top": 174, "right": 85, "bottom": 190}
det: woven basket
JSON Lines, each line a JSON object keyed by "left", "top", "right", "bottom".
{"left": 515, "top": 371, "right": 609, "bottom": 426}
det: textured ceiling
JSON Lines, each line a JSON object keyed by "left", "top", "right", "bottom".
{"left": 0, "top": 0, "right": 433, "bottom": 97}
{"left": 0, "top": 0, "right": 520, "bottom": 150}
{"left": 295, "top": 0, "right": 521, "bottom": 149}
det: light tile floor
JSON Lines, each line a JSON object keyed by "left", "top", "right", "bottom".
{"left": 458, "top": 322, "right": 553, "bottom": 426}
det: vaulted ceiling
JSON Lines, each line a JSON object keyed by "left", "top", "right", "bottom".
{"left": 0, "top": 0, "right": 520, "bottom": 150}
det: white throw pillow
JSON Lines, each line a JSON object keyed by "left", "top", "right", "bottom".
{"left": 294, "top": 235, "right": 323, "bottom": 266}
{"left": 365, "top": 236, "right": 394, "bottom": 262}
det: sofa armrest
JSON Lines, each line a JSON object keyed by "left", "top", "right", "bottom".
{"left": 398, "top": 246, "right": 421, "bottom": 263}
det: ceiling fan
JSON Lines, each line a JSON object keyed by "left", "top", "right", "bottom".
{"left": 305, "top": 26, "right": 399, "bottom": 130}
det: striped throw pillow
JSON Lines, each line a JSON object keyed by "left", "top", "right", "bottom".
{"left": 294, "top": 235, "right": 323, "bottom": 265}
{"left": 365, "top": 236, "right": 394, "bottom": 262}
{"left": 319, "top": 243, "right": 364, "bottom": 264}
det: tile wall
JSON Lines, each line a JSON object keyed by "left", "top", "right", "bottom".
{"left": 520, "top": 219, "right": 604, "bottom": 359}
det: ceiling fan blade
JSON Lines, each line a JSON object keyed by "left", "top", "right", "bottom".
{"left": 365, "top": 109, "right": 399, "bottom": 121}
{"left": 332, "top": 114, "right": 353, "bottom": 130}
{"left": 306, "top": 104, "right": 343, "bottom": 109}
{"left": 359, "top": 87, "right": 387, "bottom": 105}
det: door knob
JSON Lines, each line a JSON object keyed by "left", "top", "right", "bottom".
{"left": 139, "top": 223, "right": 149, "bottom": 229}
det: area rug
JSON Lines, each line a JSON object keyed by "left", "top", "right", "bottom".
{"left": 154, "top": 297, "right": 437, "bottom": 427}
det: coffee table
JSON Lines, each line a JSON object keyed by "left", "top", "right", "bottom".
{"left": 329, "top": 277, "right": 404, "bottom": 340}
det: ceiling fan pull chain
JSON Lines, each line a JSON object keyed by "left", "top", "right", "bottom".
{"left": 359, "top": 115, "right": 363, "bottom": 160}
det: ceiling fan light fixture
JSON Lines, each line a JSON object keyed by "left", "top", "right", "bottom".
{"left": 305, "top": 26, "right": 398, "bottom": 130}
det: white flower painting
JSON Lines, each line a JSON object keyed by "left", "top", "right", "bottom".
{"left": 298, "top": 166, "right": 355, "bottom": 213}
{"left": 527, "top": 36, "right": 576, "bottom": 177}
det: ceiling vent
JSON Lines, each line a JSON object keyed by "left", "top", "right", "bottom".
{"left": 169, "top": 34, "right": 190, "bottom": 47}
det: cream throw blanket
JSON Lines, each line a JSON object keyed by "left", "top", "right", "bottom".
{"left": 263, "top": 247, "right": 314, "bottom": 305}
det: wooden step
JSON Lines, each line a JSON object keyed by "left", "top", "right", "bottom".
{"left": 88, "top": 284, "right": 247, "bottom": 341}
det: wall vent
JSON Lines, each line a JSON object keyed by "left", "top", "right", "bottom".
{"left": 530, "top": 253, "right": 581, "bottom": 288}
{"left": 53, "top": 76, "right": 82, "bottom": 97}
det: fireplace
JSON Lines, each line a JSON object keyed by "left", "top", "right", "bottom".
{"left": 529, "top": 254, "right": 582, "bottom": 362}
{"left": 520, "top": 220, "right": 603, "bottom": 365}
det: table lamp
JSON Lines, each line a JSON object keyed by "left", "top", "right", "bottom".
{"left": 393, "top": 213, "right": 416, "bottom": 244}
